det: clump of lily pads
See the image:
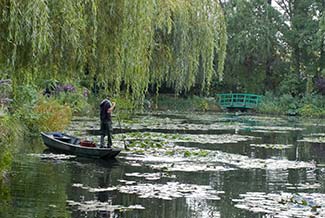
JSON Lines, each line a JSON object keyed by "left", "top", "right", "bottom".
{"left": 67, "top": 200, "right": 145, "bottom": 212}
{"left": 250, "top": 144, "right": 293, "bottom": 150}
{"left": 118, "top": 182, "right": 223, "bottom": 201}
{"left": 29, "top": 153, "right": 76, "bottom": 160}
{"left": 286, "top": 183, "right": 321, "bottom": 190}
{"left": 124, "top": 172, "right": 176, "bottom": 180}
{"left": 72, "top": 181, "right": 223, "bottom": 201}
{"left": 121, "top": 132, "right": 258, "bottom": 144}
{"left": 72, "top": 183, "right": 117, "bottom": 192}
{"left": 233, "top": 192, "right": 325, "bottom": 217}
{"left": 149, "top": 162, "right": 235, "bottom": 172}
{"left": 298, "top": 134, "right": 325, "bottom": 144}
{"left": 122, "top": 143, "right": 316, "bottom": 171}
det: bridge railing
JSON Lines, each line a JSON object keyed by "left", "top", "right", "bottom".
{"left": 217, "top": 93, "right": 262, "bottom": 109}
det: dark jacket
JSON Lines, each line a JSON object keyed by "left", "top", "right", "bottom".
{"left": 100, "top": 99, "right": 112, "bottom": 122}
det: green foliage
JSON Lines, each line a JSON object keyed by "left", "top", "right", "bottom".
{"left": 35, "top": 98, "right": 72, "bottom": 131}
{"left": 55, "top": 89, "right": 90, "bottom": 115}
{"left": 278, "top": 74, "right": 305, "bottom": 96}
{"left": 257, "top": 92, "right": 295, "bottom": 115}
{"left": 221, "top": 0, "right": 325, "bottom": 97}
{"left": 1, "top": 0, "right": 227, "bottom": 102}
{"left": 0, "top": 115, "right": 23, "bottom": 182}
{"left": 11, "top": 85, "right": 72, "bottom": 134}
{"left": 257, "top": 92, "right": 325, "bottom": 117}
{"left": 0, "top": 151, "right": 12, "bottom": 175}
{"left": 155, "top": 94, "right": 221, "bottom": 112}
{"left": 183, "top": 149, "right": 208, "bottom": 158}
{"left": 222, "top": 0, "right": 286, "bottom": 93}
{"left": 112, "top": 96, "right": 136, "bottom": 113}
{"left": 0, "top": 116, "right": 24, "bottom": 146}
{"left": 183, "top": 150, "right": 191, "bottom": 158}
{"left": 298, "top": 95, "right": 325, "bottom": 117}
{"left": 13, "top": 84, "right": 39, "bottom": 109}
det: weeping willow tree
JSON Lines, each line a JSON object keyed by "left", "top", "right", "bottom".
{"left": 0, "top": 0, "right": 227, "bottom": 101}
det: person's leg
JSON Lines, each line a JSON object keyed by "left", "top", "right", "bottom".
{"left": 100, "top": 135, "right": 105, "bottom": 147}
{"left": 107, "top": 121, "right": 113, "bottom": 147}
{"left": 100, "top": 121, "right": 106, "bottom": 147}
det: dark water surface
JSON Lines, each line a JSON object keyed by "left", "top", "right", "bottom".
{"left": 1, "top": 112, "right": 325, "bottom": 218}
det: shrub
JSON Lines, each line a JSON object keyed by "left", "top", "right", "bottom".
{"left": 48, "top": 82, "right": 90, "bottom": 115}
{"left": 257, "top": 92, "right": 325, "bottom": 117}
{"left": 298, "top": 94, "right": 325, "bottom": 117}
{"left": 257, "top": 92, "right": 299, "bottom": 115}
{"left": 35, "top": 98, "right": 72, "bottom": 131}
{"left": 257, "top": 92, "right": 284, "bottom": 114}
{"left": 13, "top": 84, "right": 39, "bottom": 109}
{"left": 278, "top": 74, "right": 305, "bottom": 96}
{"left": 13, "top": 98, "right": 72, "bottom": 135}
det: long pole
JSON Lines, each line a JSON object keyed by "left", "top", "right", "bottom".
{"left": 116, "top": 113, "right": 128, "bottom": 150}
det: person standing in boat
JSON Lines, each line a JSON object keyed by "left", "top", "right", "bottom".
{"left": 99, "top": 96, "right": 116, "bottom": 148}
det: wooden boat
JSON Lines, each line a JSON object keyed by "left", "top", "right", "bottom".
{"left": 40, "top": 132, "right": 121, "bottom": 159}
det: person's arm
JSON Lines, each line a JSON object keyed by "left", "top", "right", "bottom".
{"left": 107, "top": 102, "right": 116, "bottom": 113}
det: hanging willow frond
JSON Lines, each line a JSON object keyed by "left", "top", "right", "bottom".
{"left": 3, "top": 0, "right": 227, "bottom": 100}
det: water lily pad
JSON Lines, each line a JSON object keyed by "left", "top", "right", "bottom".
{"left": 125, "top": 172, "right": 175, "bottom": 180}
{"left": 72, "top": 183, "right": 117, "bottom": 192}
{"left": 298, "top": 136, "right": 325, "bottom": 143}
{"left": 286, "top": 183, "right": 321, "bottom": 190}
{"left": 67, "top": 200, "right": 145, "bottom": 212}
{"left": 118, "top": 132, "right": 258, "bottom": 145}
{"left": 29, "top": 153, "right": 76, "bottom": 160}
{"left": 122, "top": 145, "right": 315, "bottom": 170}
{"left": 233, "top": 192, "right": 325, "bottom": 217}
{"left": 118, "top": 182, "right": 222, "bottom": 201}
{"left": 149, "top": 162, "right": 235, "bottom": 172}
{"left": 250, "top": 144, "right": 293, "bottom": 149}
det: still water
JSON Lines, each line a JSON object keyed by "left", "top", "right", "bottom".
{"left": 1, "top": 112, "right": 325, "bottom": 218}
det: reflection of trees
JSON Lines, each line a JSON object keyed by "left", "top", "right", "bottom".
{"left": 307, "top": 142, "right": 325, "bottom": 163}
{"left": 0, "top": 179, "right": 11, "bottom": 217}
{"left": 3, "top": 159, "right": 71, "bottom": 218}
{"left": 266, "top": 169, "right": 288, "bottom": 191}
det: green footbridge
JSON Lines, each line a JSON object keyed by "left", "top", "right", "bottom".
{"left": 217, "top": 93, "right": 262, "bottom": 110}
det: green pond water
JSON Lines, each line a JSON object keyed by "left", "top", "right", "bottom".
{"left": 1, "top": 112, "right": 325, "bottom": 218}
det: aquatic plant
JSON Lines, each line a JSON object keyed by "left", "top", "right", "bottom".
{"left": 34, "top": 98, "right": 72, "bottom": 132}
{"left": 250, "top": 144, "right": 293, "bottom": 150}
{"left": 73, "top": 181, "right": 222, "bottom": 201}
{"left": 67, "top": 199, "right": 145, "bottom": 213}
{"left": 233, "top": 192, "right": 325, "bottom": 217}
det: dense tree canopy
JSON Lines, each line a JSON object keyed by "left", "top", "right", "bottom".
{"left": 0, "top": 0, "right": 227, "bottom": 100}
{"left": 220, "top": 0, "right": 325, "bottom": 96}
{"left": 1, "top": 0, "right": 324, "bottom": 100}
